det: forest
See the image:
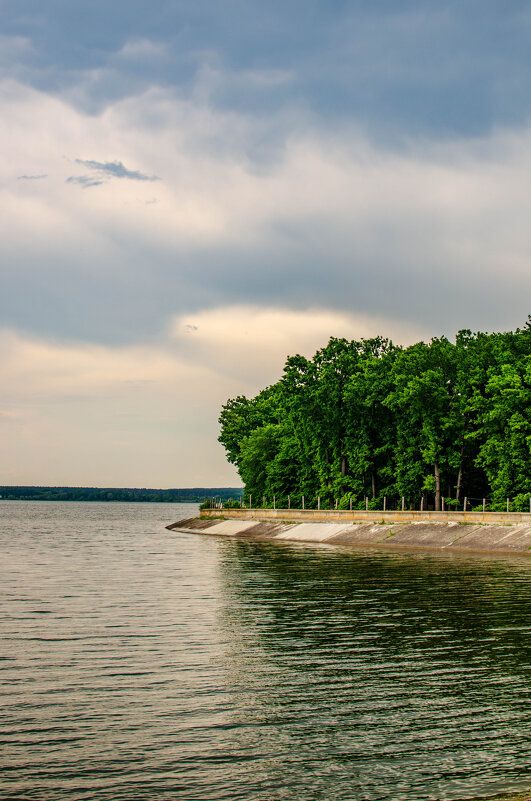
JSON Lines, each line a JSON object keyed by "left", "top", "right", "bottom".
{"left": 0, "top": 487, "right": 243, "bottom": 503}
{"left": 219, "top": 321, "right": 531, "bottom": 512}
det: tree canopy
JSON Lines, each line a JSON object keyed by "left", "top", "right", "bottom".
{"left": 218, "top": 320, "right": 531, "bottom": 511}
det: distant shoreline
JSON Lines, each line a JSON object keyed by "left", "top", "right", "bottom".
{"left": 0, "top": 497, "right": 201, "bottom": 503}
{"left": 0, "top": 486, "right": 243, "bottom": 504}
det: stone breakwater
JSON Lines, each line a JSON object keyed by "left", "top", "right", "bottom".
{"left": 167, "top": 510, "right": 531, "bottom": 556}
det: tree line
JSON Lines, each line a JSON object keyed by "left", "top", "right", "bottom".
{"left": 219, "top": 321, "right": 531, "bottom": 512}
{"left": 0, "top": 486, "right": 243, "bottom": 503}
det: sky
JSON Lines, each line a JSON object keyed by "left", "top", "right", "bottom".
{"left": 3, "top": 0, "right": 531, "bottom": 487}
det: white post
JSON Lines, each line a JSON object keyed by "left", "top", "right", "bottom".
{"left": 483, "top": 498, "right": 486, "bottom": 513}
{"left": 317, "top": 496, "right": 320, "bottom": 510}
{"left": 302, "top": 495, "right": 305, "bottom": 510}
{"left": 335, "top": 498, "right": 338, "bottom": 510}
{"left": 273, "top": 494, "right": 276, "bottom": 510}
{"left": 402, "top": 496, "right": 405, "bottom": 512}
{"left": 421, "top": 496, "right": 424, "bottom": 512}
{"left": 507, "top": 498, "right": 510, "bottom": 513}
{"left": 442, "top": 497, "right": 445, "bottom": 512}
{"left": 464, "top": 497, "right": 467, "bottom": 512}
{"left": 383, "top": 496, "right": 386, "bottom": 512}
{"left": 349, "top": 497, "right": 352, "bottom": 512}
{"left": 365, "top": 497, "right": 368, "bottom": 511}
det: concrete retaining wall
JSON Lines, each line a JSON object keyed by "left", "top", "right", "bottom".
{"left": 167, "top": 514, "right": 531, "bottom": 556}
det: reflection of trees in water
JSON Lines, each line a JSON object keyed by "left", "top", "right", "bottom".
{"left": 217, "top": 540, "right": 531, "bottom": 681}
{"left": 212, "top": 542, "right": 531, "bottom": 800}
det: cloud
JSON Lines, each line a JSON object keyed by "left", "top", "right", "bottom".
{"left": 66, "top": 158, "right": 160, "bottom": 187}
{"left": 0, "top": 327, "right": 243, "bottom": 486}
{"left": 65, "top": 175, "right": 104, "bottom": 188}
{"left": 0, "top": 304, "right": 429, "bottom": 484}
{"left": 0, "top": 409, "right": 24, "bottom": 421}
{"left": 171, "top": 306, "right": 429, "bottom": 385}
{"left": 3, "top": 78, "right": 531, "bottom": 348}
{"left": 3, "top": 3, "right": 531, "bottom": 486}
{"left": 2, "top": 3, "right": 531, "bottom": 138}
{"left": 74, "top": 158, "right": 160, "bottom": 181}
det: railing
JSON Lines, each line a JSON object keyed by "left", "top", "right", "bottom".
{"left": 200, "top": 508, "right": 531, "bottom": 525}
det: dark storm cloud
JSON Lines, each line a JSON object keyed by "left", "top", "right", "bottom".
{"left": 3, "top": 0, "right": 531, "bottom": 351}
{"left": 2, "top": 190, "right": 530, "bottom": 349}
{"left": 2, "top": 1, "right": 531, "bottom": 140}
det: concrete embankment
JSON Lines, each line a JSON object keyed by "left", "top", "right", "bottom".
{"left": 167, "top": 509, "right": 531, "bottom": 556}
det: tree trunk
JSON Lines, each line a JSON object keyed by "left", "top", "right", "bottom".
{"left": 341, "top": 455, "right": 346, "bottom": 476}
{"left": 434, "top": 461, "right": 441, "bottom": 511}
{"left": 456, "top": 444, "right": 464, "bottom": 503}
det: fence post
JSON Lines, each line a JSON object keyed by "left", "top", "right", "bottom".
{"left": 263, "top": 495, "right": 265, "bottom": 508}
{"left": 302, "top": 495, "right": 305, "bottom": 510}
{"left": 365, "top": 497, "right": 368, "bottom": 511}
{"left": 383, "top": 496, "right": 386, "bottom": 512}
{"left": 507, "top": 498, "right": 510, "bottom": 513}
{"left": 335, "top": 498, "right": 338, "bottom": 510}
{"left": 483, "top": 498, "right": 485, "bottom": 513}
{"left": 402, "top": 496, "right": 405, "bottom": 512}
{"left": 442, "top": 497, "right": 445, "bottom": 512}
{"left": 350, "top": 497, "right": 352, "bottom": 512}
{"left": 249, "top": 494, "right": 252, "bottom": 510}
{"left": 273, "top": 494, "right": 276, "bottom": 510}
{"left": 463, "top": 497, "right": 467, "bottom": 512}
{"left": 421, "top": 497, "right": 424, "bottom": 512}
{"left": 317, "top": 495, "right": 320, "bottom": 510}
{"left": 288, "top": 494, "right": 290, "bottom": 509}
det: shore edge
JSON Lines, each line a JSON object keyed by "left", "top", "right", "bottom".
{"left": 167, "top": 515, "right": 531, "bottom": 556}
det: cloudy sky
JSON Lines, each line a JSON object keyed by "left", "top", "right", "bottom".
{"left": 2, "top": 1, "right": 531, "bottom": 487}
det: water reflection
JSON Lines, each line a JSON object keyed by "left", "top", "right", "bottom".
{"left": 216, "top": 541, "right": 531, "bottom": 800}
{"left": 1, "top": 502, "right": 529, "bottom": 801}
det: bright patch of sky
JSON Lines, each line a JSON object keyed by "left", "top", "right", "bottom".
{"left": 2, "top": 0, "right": 531, "bottom": 486}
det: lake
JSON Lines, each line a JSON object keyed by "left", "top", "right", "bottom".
{"left": 1, "top": 501, "right": 530, "bottom": 800}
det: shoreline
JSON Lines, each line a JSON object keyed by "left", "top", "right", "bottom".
{"left": 167, "top": 512, "right": 531, "bottom": 556}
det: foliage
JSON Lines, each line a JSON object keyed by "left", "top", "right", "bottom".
{"left": 218, "top": 321, "right": 531, "bottom": 510}
{"left": 222, "top": 499, "right": 243, "bottom": 509}
{"left": 1, "top": 486, "right": 243, "bottom": 503}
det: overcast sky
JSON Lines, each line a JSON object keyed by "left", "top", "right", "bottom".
{"left": 3, "top": 0, "right": 531, "bottom": 487}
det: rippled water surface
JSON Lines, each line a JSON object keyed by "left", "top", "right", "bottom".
{"left": 1, "top": 501, "right": 531, "bottom": 801}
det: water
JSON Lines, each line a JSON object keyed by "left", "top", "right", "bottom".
{"left": 1, "top": 501, "right": 530, "bottom": 801}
